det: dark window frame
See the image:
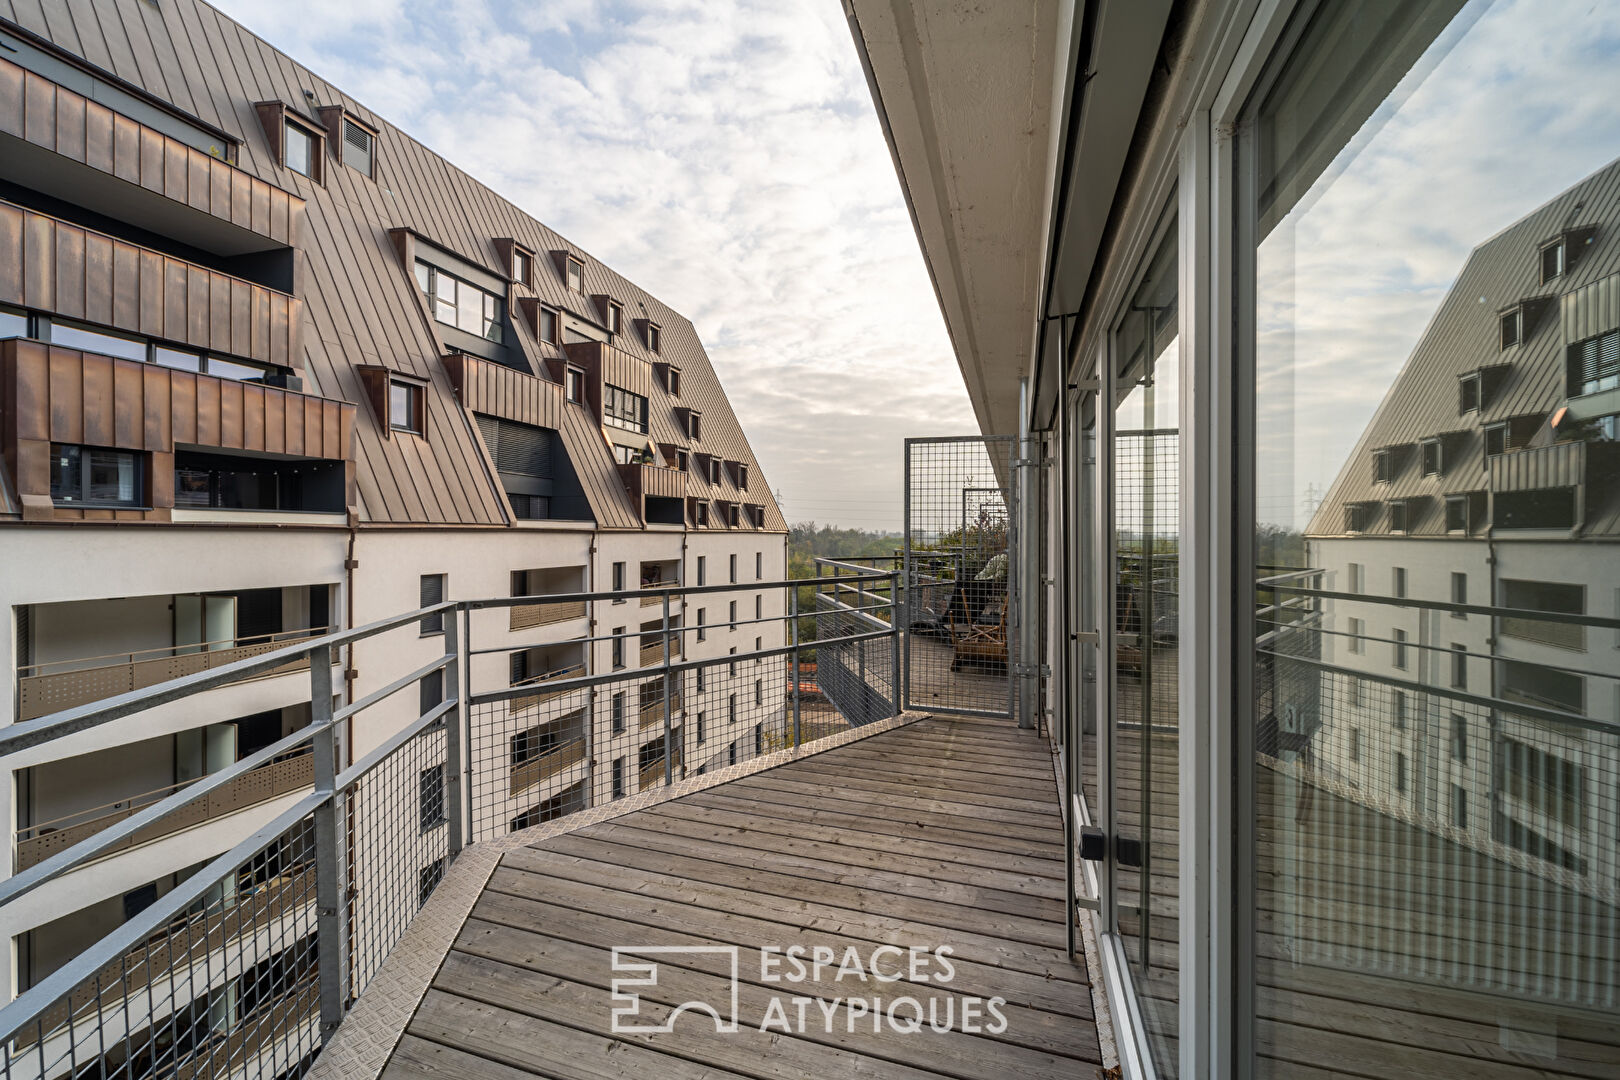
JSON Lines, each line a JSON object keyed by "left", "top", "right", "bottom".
{"left": 48, "top": 443, "right": 145, "bottom": 509}
{"left": 389, "top": 378, "right": 425, "bottom": 435}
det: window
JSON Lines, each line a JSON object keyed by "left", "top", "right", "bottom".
{"left": 1451, "top": 572, "right": 1467, "bottom": 615}
{"left": 419, "top": 575, "right": 445, "bottom": 634}
{"left": 419, "top": 669, "right": 442, "bottom": 716}
{"left": 697, "top": 556, "right": 707, "bottom": 587}
{"left": 607, "top": 301, "right": 623, "bottom": 335}
{"left": 414, "top": 260, "right": 504, "bottom": 343}
{"left": 1541, "top": 238, "right": 1566, "bottom": 283}
{"left": 1392, "top": 567, "right": 1407, "bottom": 599}
{"left": 1499, "top": 658, "right": 1583, "bottom": 714}
{"left": 754, "top": 595, "right": 762, "bottom": 621}
{"left": 513, "top": 249, "right": 532, "bottom": 286}
{"left": 1344, "top": 503, "right": 1373, "bottom": 532}
{"left": 729, "top": 742, "right": 737, "bottom": 766}
{"left": 612, "top": 691, "right": 626, "bottom": 733}
{"left": 389, "top": 379, "right": 424, "bottom": 435}
{"left": 1495, "top": 487, "right": 1576, "bottom": 530}
{"left": 728, "top": 647, "right": 736, "bottom": 676}
{"left": 341, "top": 118, "right": 374, "bottom": 176}
{"left": 418, "top": 765, "right": 445, "bottom": 830}
{"left": 1483, "top": 423, "right": 1509, "bottom": 456}
{"left": 1395, "top": 752, "right": 1407, "bottom": 796}
{"left": 754, "top": 724, "right": 763, "bottom": 755}
{"left": 1499, "top": 307, "right": 1522, "bottom": 349}
{"left": 1392, "top": 689, "right": 1406, "bottom": 729}
{"left": 729, "top": 554, "right": 738, "bottom": 583}
{"left": 695, "top": 667, "right": 705, "bottom": 693}
{"left": 1349, "top": 728, "right": 1361, "bottom": 765}
{"left": 1451, "top": 785, "right": 1467, "bottom": 829}
{"left": 690, "top": 412, "right": 703, "bottom": 441}
{"left": 612, "top": 628, "right": 625, "bottom": 669}
{"left": 647, "top": 322, "right": 662, "bottom": 354}
{"left": 1349, "top": 676, "right": 1364, "bottom": 707}
{"left": 1420, "top": 438, "right": 1442, "bottom": 476}
{"left": 694, "top": 501, "right": 709, "bottom": 527}
{"left": 1499, "top": 579, "right": 1584, "bottom": 650}
{"left": 1346, "top": 617, "right": 1364, "bottom": 655}
{"left": 1347, "top": 563, "right": 1364, "bottom": 594}
{"left": 697, "top": 609, "right": 707, "bottom": 642}
{"left": 728, "top": 600, "right": 737, "bottom": 630}
{"left": 612, "top": 758, "right": 625, "bottom": 799}
{"left": 728, "top": 693, "right": 736, "bottom": 724}
{"left": 540, "top": 306, "right": 559, "bottom": 345}
{"left": 284, "top": 120, "right": 316, "bottom": 178}
{"left": 754, "top": 636, "right": 762, "bottom": 655}
{"left": 756, "top": 553, "right": 763, "bottom": 579}
{"left": 1458, "top": 372, "right": 1481, "bottom": 413}
{"left": 1450, "top": 644, "right": 1467, "bottom": 690}
{"left": 696, "top": 711, "right": 706, "bottom": 743}
{"left": 1569, "top": 328, "right": 1620, "bottom": 396}
{"left": 1502, "top": 737, "right": 1585, "bottom": 829}
{"left": 565, "top": 256, "right": 584, "bottom": 292}
{"left": 1444, "top": 495, "right": 1472, "bottom": 533}
{"left": 603, "top": 385, "right": 649, "bottom": 433}
{"left": 612, "top": 562, "right": 626, "bottom": 596}
{"left": 49, "top": 445, "right": 141, "bottom": 507}
{"left": 1393, "top": 629, "right": 1408, "bottom": 670}
{"left": 668, "top": 367, "right": 680, "bottom": 395}
{"left": 1372, "top": 450, "right": 1395, "bottom": 484}
{"left": 1389, "top": 500, "right": 1407, "bottom": 533}
{"left": 418, "top": 858, "right": 445, "bottom": 908}
{"left": 565, "top": 367, "right": 583, "bottom": 402}
{"left": 49, "top": 321, "right": 147, "bottom": 361}
{"left": 1450, "top": 715, "right": 1467, "bottom": 763}
{"left": 0, "top": 305, "right": 26, "bottom": 338}
{"left": 753, "top": 680, "right": 762, "bottom": 707}
{"left": 737, "top": 464, "right": 749, "bottom": 491}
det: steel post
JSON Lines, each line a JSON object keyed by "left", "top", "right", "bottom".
{"left": 309, "top": 643, "right": 347, "bottom": 1042}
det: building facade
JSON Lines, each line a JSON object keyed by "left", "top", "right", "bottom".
{"left": 0, "top": 0, "right": 785, "bottom": 1020}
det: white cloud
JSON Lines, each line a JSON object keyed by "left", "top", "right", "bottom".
{"left": 212, "top": 0, "right": 972, "bottom": 531}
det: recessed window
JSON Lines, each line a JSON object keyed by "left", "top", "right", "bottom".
{"left": 1420, "top": 438, "right": 1442, "bottom": 476}
{"left": 1451, "top": 715, "right": 1467, "bottom": 762}
{"left": 612, "top": 561, "right": 626, "bottom": 593}
{"left": 607, "top": 302, "right": 623, "bottom": 336}
{"left": 689, "top": 412, "right": 703, "bottom": 441}
{"left": 612, "top": 692, "right": 625, "bottom": 733}
{"left": 1445, "top": 494, "right": 1472, "bottom": 533}
{"left": 1500, "top": 307, "right": 1523, "bottom": 350}
{"left": 612, "top": 628, "right": 626, "bottom": 669}
{"left": 736, "top": 464, "right": 749, "bottom": 491}
{"left": 419, "top": 574, "right": 445, "bottom": 634}
{"left": 1569, "top": 328, "right": 1619, "bottom": 397}
{"left": 1347, "top": 563, "right": 1364, "bottom": 594}
{"left": 1540, "top": 238, "right": 1566, "bottom": 283}
{"left": 612, "top": 758, "right": 625, "bottom": 799}
{"left": 1458, "top": 372, "right": 1481, "bottom": 413}
{"left": 603, "top": 385, "right": 649, "bottom": 433}
{"left": 696, "top": 556, "right": 706, "bottom": 586}
{"left": 414, "top": 260, "right": 504, "bottom": 343}
{"left": 676, "top": 450, "right": 689, "bottom": 472}
{"left": 565, "top": 367, "right": 583, "bottom": 403}
{"left": 727, "top": 504, "right": 741, "bottom": 528}
{"left": 697, "top": 608, "right": 707, "bottom": 642}
{"left": 648, "top": 323, "right": 662, "bottom": 354}
{"left": 1393, "top": 629, "right": 1409, "bottom": 670}
{"left": 1484, "top": 423, "right": 1508, "bottom": 456}
{"left": 756, "top": 552, "right": 763, "bottom": 579}
{"left": 729, "top": 554, "right": 737, "bottom": 583}
{"left": 565, "top": 256, "right": 584, "bottom": 292}
{"left": 1344, "top": 503, "right": 1373, "bottom": 532}
{"left": 539, "top": 305, "right": 558, "bottom": 345}
{"left": 708, "top": 458, "right": 721, "bottom": 484}
{"left": 1389, "top": 500, "right": 1407, "bottom": 533}
{"left": 513, "top": 249, "right": 532, "bottom": 287}
{"left": 1451, "top": 572, "right": 1467, "bottom": 613}
{"left": 341, "top": 118, "right": 374, "bottom": 176}
{"left": 284, "top": 120, "right": 316, "bottom": 178}
{"left": 1372, "top": 449, "right": 1395, "bottom": 484}
{"left": 1346, "top": 617, "right": 1364, "bottom": 655}
{"left": 390, "top": 379, "right": 424, "bottom": 435}
{"left": 49, "top": 444, "right": 142, "bottom": 507}
{"left": 694, "top": 501, "right": 709, "bottom": 527}
{"left": 1392, "top": 566, "right": 1407, "bottom": 599}
{"left": 1450, "top": 644, "right": 1467, "bottom": 690}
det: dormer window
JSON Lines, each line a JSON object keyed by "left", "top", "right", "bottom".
{"left": 415, "top": 260, "right": 503, "bottom": 343}
{"left": 676, "top": 450, "right": 689, "bottom": 472}
{"left": 1485, "top": 422, "right": 1508, "bottom": 456}
{"left": 647, "top": 322, "right": 662, "bottom": 354}
{"left": 736, "top": 463, "right": 749, "bottom": 491}
{"left": 341, "top": 118, "right": 375, "bottom": 176}
{"left": 1500, "top": 307, "right": 1523, "bottom": 350}
{"left": 1458, "top": 372, "right": 1481, "bottom": 413}
{"left": 1420, "top": 437, "right": 1443, "bottom": 477}
{"left": 689, "top": 412, "right": 702, "bottom": 441}
{"left": 1540, "top": 238, "right": 1566, "bottom": 283}
{"left": 708, "top": 458, "right": 721, "bottom": 484}
{"left": 565, "top": 256, "right": 584, "bottom": 292}
{"left": 1445, "top": 494, "right": 1474, "bottom": 533}
{"left": 389, "top": 378, "right": 424, "bottom": 435}
{"left": 538, "top": 305, "right": 558, "bottom": 345}
{"left": 284, "top": 120, "right": 318, "bottom": 179}
{"left": 727, "top": 504, "right": 742, "bottom": 528}
{"left": 1345, "top": 503, "right": 1374, "bottom": 533}
{"left": 565, "top": 367, "right": 584, "bottom": 403}
{"left": 1389, "top": 500, "right": 1409, "bottom": 533}
{"left": 693, "top": 500, "right": 709, "bottom": 527}
{"left": 607, "top": 301, "right": 623, "bottom": 336}
{"left": 669, "top": 368, "right": 681, "bottom": 396}
{"left": 512, "top": 248, "right": 533, "bottom": 288}
{"left": 1373, "top": 449, "right": 1396, "bottom": 484}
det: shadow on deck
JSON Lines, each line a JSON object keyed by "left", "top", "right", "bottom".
{"left": 329, "top": 715, "right": 1103, "bottom": 1080}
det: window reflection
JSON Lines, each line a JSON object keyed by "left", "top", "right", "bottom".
{"left": 1247, "top": 0, "right": 1620, "bottom": 1075}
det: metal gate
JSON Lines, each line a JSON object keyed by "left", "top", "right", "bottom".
{"left": 902, "top": 436, "right": 1018, "bottom": 717}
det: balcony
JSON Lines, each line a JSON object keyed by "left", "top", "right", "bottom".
{"left": 509, "top": 711, "right": 588, "bottom": 797}
{"left": 639, "top": 638, "right": 680, "bottom": 667}
{"left": 618, "top": 462, "right": 688, "bottom": 524}
{"left": 1, "top": 338, "right": 354, "bottom": 523}
{"left": 508, "top": 599, "right": 587, "bottom": 631}
{"left": 0, "top": 56, "right": 304, "bottom": 255}
{"left": 15, "top": 746, "right": 313, "bottom": 870}
{"left": 1489, "top": 440, "right": 1588, "bottom": 492}
{"left": 507, "top": 663, "right": 586, "bottom": 715}
{"left": 16, "top": 626, "right": 330, "bottom": 721}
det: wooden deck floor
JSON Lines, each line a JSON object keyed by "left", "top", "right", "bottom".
{"left": 381, "top": 714, "right": 1104, "bottom": 1080}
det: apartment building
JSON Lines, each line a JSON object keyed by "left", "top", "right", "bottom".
{"left": 849, "top": 0, "right": 1620, "bottom": 1077}
{"left": 0, "top": 0, "right": 784, "bottom": 1016}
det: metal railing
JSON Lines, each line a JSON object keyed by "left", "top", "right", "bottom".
{"left": 0, "top": 569, "right": 901, "bottom": 1080}
{"left": 16, "top": 627, "right": 331, "bottom": 721}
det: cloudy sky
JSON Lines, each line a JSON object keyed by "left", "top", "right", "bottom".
{"left": 210, "top": 0, "right": 975, "bottom": 533}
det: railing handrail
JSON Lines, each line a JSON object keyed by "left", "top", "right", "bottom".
{"left": 17, "top": 625, "right": 334, "bottom": 678}
{"left": 512, "top": 662, "right": 587, "bottom": 689}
